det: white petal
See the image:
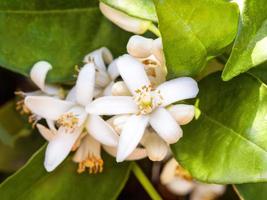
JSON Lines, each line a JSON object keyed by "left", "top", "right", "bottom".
{"left": 150, "top": 108, "right": 182, "bottom": 144}
{"left": 168, "top": 104, "right": 195, "bottom": 125}
{"left": 36, "top": 124, "right": 55, "bottom": 141}
{"left": 127, "top": 35, "right": 153, "bottom": 58}
{"left": 86, "top": 96, "right": 138, "bottom": 115}
{"left": 116, "top": 115, "right": 149, "bottom": 162}
{"left": 102, "top": 81, "right": 114, "bottom": 96}
{"left": 46, "top": 119, "right": 57, "bottom": 132}
{"left": 166, "top": 178, "right": 195, "bottom": 196}
{"left": 86, "top": 114, "right": 118, "bottom": 146}
{"left": 160, "top": 158, "right": 179, "bottom": 184}
{"left": 73, "top": 135, "right": 101, "bottom": 163}
{"left": 103, "top": 145, "right": 147, "bottom": 160}
{"left": 99, "top": 2, "right": 151, "bottom": 34}
{"left": 93, "top": 86, "right": 103, "bottom": 98}
{"left": 30, "top": 61, "right": 52, "bottom": 91}
{"left": 107, "top": 59, "right": 120, "bottom": 80}
{"left": 25, "top": 96, "right": 74, "bottom": 120}
{"left": 107, "top": 115, "right": 131, "bottom": 134}
{"left": 76, "top": 62, "right": 95, "bottom": 106}
{"left": 44, "top": 127, "right": 82, "bottom": 172}
{"left": 83, "top": 47, "right": 113, "bottom": 71}
{"left": 111, "top": 81, "right": 131, "bottom": 96}
{"left": 117, "top": 54, "right": 151, "bottom": 94}
{"left": 151, "top": 38, "right": 164, "bottom": 64}
{"left": 157, "top": 77, "right": 199, "bottom": 107}
{"left": 65, "top": 86, "right": 76, "bottom": 102}
{"left": 95, "top": 69, "right": 110, "bottom": 87}
{"left": 191, "top": 184, "right": 226, "bottom": 200}
{"left": 141, "top": 130, "right": 169, "bottom": 161}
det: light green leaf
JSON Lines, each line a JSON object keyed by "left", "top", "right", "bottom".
{"left": 154, "top": 0, "right": 239, "bottom": 78}
{"left": 234, "top": 183, "right": 267, "bottom": 200}
{"left": 222, "top": 0, "right": 267, "bottom": 81}
{"left": 0, "top": 146, "right": 132, "bottom": 199}
{"left": 172, "top": 72, "right": 267, "bottom": 183}
{"left": 100, "top": 0, "right": 157, "bottom": 22}
{"left": 0, "top": 0, "right": 131, "bottom": 83}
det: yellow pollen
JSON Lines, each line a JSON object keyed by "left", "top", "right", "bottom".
{"left": 57, "top": 112, "right": 79, "bottom": 130}
{"left": 134, "top": 85, "right": 163, "bottom": 115}
{"left": 175, "top": 165, "right": 192, "bottom": 181}
{"left": 77, "top": 155, "right": 104, "bottom": 174}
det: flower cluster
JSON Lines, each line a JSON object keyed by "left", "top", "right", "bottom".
{"left": 18, "top": 35, "right": 198, "bottom": 174}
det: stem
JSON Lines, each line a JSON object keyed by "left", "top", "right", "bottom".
{"left": 132, "top": 162, "right": 162, "bottom": 200}
{"left": 148, "top": 23, "right": 161, "bottom": 37}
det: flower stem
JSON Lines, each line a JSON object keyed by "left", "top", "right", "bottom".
{"left": 132, "top": 162, "right": 162, "bottom": 200}
{"left": 148, "top": 23, "right": 161, "bottom": 37}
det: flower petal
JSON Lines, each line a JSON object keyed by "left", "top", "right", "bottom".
{"left": 127, "top": 35, "right": 153, "bottom": 58}
{"left": 102, "top": 81, "right": 114, "bottom": 96}
{"left": 25, "top": 96, "right": 74, "bottom": 120}
{"left": 86, "top": 96, "right": 138, "bottom": 115}
{"left": 166, "top": 178, "right": 195, "bottom": 196}
{"left": 76, "top": 62, "right": 95, "bottom": 106}
{"left": 168, "top": 104, "right": 195, "bottom": 125}
{"left": 65, "top": 86, "right": 76, "bottom": 102}
{"left": 103, "top": 145, "right": 147, "bottom": 160}
{"left": 160, "top": 158, "right": 179, "bottom": 184}
{"left": 116, "top": 115, "right": 149, "bottom": 162}
{"left": 107, "top": 59, "right": 119, "bottom": 80}
{"left": 30, "top": 61, "right": 51, "bottom": 91}
{"left": 157, "top": 77, "right": 199, "bottom": 106}
{"left": 117, "top": 54, "right": 151, "bottom": 94}
{"left": 36, "top": 124, "right": 55, "bottom": 141}
{"left": 44, "top": 126, "right": 82, "bottom": 172}
{"left": 95, "top": 69, "right": 110, "bottom": 88}
{"left": 99, "top": 2, "right": 151, "bottom": 34}
{"left": 150, "top": 108, "right": 182, "bottom": 144}
{"left": 111, "top": 81, "right": 131, "bottom": 96}
{"left": 141, "top": 129, "right": 169, "bottom": 161}
{"left": 84, "top": 47, "right": 113, "bottom": 71}
{"left": 191, "top": 184, "right": 226, "bottom": 200}
{"left": 152, "top": 38, "right": 164, "bottom": 64}
{"left": 86, "top": 114, "right": 119, "bottom": 146}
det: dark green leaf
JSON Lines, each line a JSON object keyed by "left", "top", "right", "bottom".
{"left": 0, "top": 0, "right": 131, "bottom": 83}
{"left": 100, "top": 0, "right": 157, "bottom": 22}
{"left": 154, "top": 0, "right": 239, "bottom": 78}
{"left": 0, "top": 101, "right": 27, "bottom": 146}
{"left": 222, "top": 0, "right": 267, "bottom": 81}
{"left": 234, "top": 183, "right": 267, "bottom": 200}
{"left": 0, "top": 146, "right": 132, "bottom": 199}
{"left": 248, "top": 62, "right": 267, "bottom": 85}
{"left": 172, "top": 72, "right": 267, "bottom": 183}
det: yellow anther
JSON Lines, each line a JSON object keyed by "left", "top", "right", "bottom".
{"left": 175, "top": 165, "right": 193, "bottom": 181}
{"left": 57, "top": 112, "right": 79, "bottom": 131}
{"left": 76, "top": 155, "right": 104, "bottom": 174}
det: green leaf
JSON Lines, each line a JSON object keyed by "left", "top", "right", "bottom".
{"left": 0, "top": 0, "right": 131, "bottom": 83}
{"left": 248, "top": 62, "right": 267, "bottom": 85}
{"left": 0, "top": 101, "right": 27, "bottom": 146}
{"left": 154, "top": 0, "right": 239, "bottom": 78}
{"left": 0, "top": 131, "right": 44, "bottom": 172}
{"left": 222, "top": 0, "right": 267, "bottom": 81}
{"left": 0, "top": 146, "right": 132, "bottom": 199}
{"left": 234, "top": 183, "right": 267, "bottom": 200}
{"left": 172, "top": 72, "right": 267, "bottom": 184}
{"left": 100, "top": 0, "right": 157, "bottom": 22}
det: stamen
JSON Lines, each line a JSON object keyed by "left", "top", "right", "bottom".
{"left": 56, "top": 112, "right": 79, "bottom": 131}
{"left": 77, "top": 155, "right": 104, "bottom": 174}
{"left": 134, "top": 85, "right": 163, "bottom": 115}
{"left": 175, "top": 165, "right": 193, "bottom": 181}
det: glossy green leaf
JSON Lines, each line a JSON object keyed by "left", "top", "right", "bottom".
{"left": 248, "top": 62, "right": 267, "bottom": 84}
{"left": 222, "top": 0, "right": 267, "bottom": 81}
{"left": 154, "top": 0, "right": 239, "bottom": 78}
{"left": 172, "top": 72, "right": 267, "bottom": 184}
{"left": 0, "top": 146, "right": 131, "bottom": 199}
{"left": 0, "top": 0, "right": 130, "bottom": 83}
{"left": 100, "top": 0, "right": 157, "bottom": 22}
{"left": 234, "top": 183, "right": 267, "bottom": 200}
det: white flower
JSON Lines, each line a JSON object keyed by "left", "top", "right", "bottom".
{"left": 86, "top": 55, "right": 199, "bottom": 162}
{"left": 15, "top": 61, "right": 62, "bottom": 125}
{"left": 84, "top": 47, "right": 129, "bottom": 96}
{"left": 160, "top": 158, "right": 226, "bottom": 200}
{"left": 99, "top": 2, "right": 152, "bottom": 34}
{"left": 25, "top": 62, "right": 118, "bottom": 172}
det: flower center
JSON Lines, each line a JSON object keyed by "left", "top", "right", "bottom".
{"left": 134, "top": 85, "right": 163, "bottom": 115}
{"left": 77, "top": 155, "right": 104, "bottom": 174}
{"left": 57, "top": 112, "right": 79, "bottom": 130}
